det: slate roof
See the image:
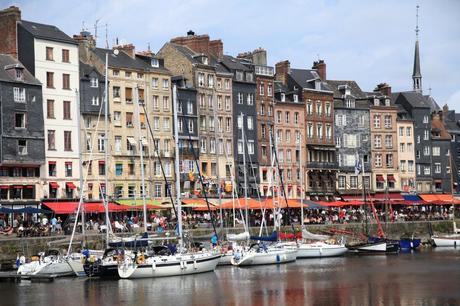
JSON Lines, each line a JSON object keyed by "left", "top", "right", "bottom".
{"left": 20, "top": 20, "right": 76, "bottom": 45}
{"left": 221, "top": 55, "right": 250, "bottom": 71}
{"left": 392, "top": 91, "right": 431, "bottom": 108}
{"left": 79, "top": 61, "right": 103, "bottom": 79}
{"left": 326, "top": 80, "right": 366, "bottom": 99}
{"left": 0, "top": 54, "right": 41, "bottom": 85}
{"left": 93, "top": 48, "right": 149, "bottom": 71}
{"left": 431, "top": 116, "right": 451, "bottom": 140}
{"left": 289, "top": 68, "right": 331, "bottom": 91}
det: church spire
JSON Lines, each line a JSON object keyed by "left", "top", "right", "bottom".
{"left": 413, "top": 4, "right": 422, "bottom": 93}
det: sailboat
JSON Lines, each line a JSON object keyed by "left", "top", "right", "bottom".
{"left": 117, "top": 84, "right": 221, "bottom": 279}
{"left": 231, "top": 129, "right": 297, "bottom": 266}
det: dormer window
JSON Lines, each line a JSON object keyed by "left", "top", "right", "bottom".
{"left": 15, "top": 68, "right": 23, "bottom": 81}
{"left": 151, "top": 58, "right": 159, "bottom": 67}
{"left": 236, "top": 71, "right": 244, "bottom": 81}
{"left": 374, "top": 98, "right": 379, "bottom": 106}
{"left": 385, "top": 98, "right": 390, "bottom": 106}
{"left": 293, "top": 94, "right": 298, "bottom": 103}
{"left": 281, "top": 93, "right": 286, "bottom": 102}
{"left": 90, "top": 77, "right": 98, "bottom": 88}
{"left": 315, "top": 80, "right": 321, "bottom": 90}
{"left": 346, "top": 99, "right": 355, "bottom": 108}
{"left": 202, "top": 56, "right": 208, "bottom": 65}
{"left": 246, "top": 72, "right": 253, "bottom": 82}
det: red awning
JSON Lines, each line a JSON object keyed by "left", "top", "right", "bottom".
{"left": 66, "top": 182, "right": 76, "bottom": 189}
{"left": 98, "top": 161, "right": 105, "bottom": 165}
{"left": 42, "top": 201, "right": 126, "bottom": 214}
{"left": 49, "top": 182, "right": 59, "bottom": 189}
{"left": 376, "top": 175, "right": 385, "bottom": 182}
{"left": 48, "top": 161, "right": 56, "bottom": 165}
{"left": 24, "top": 185, "right": 34, "bottom": 189}
{"left": 387, "top": 175, "right": 396, "bottom": 182}
{"left": 0, "top": 185, "right": 10, "bottom": 189}
{"left": 12, "top": 185, "right": 23, "bottom": 189}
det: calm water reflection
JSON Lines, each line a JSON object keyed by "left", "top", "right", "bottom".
{"left": 2, "top": 248, "right": 460, "bottom": 306}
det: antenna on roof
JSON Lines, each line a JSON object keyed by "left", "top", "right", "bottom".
{"left": 81, "top": 21, "right": 86, "bottom": 32}
{"left": 105, "top": 23, "right": 109, "bottom": 49}
{"left": 317, "top": 53, "right": 320, "bottom": 61}
{"left": 147, "top": 42, "right": 151, "bottom": 52}
{"left": 94, "top": 18, "right": 100, "bottom": 46}
{"left": 428, "top": 86, "right": 432, "bottom": 96}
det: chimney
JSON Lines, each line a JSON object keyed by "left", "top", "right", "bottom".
{"left": 0, "top": 6, "right": 21, "bottom": 59}
{"left": 374, "top": 83, "right": 392, "bottom": 96}
{"left": 442, "top": 104, "right": 449, "bottom": 124}
{"left": 209, "top": 39, "right": 223, "bottom": 59}
{"left": 275, "top": 60, "right": 290, "bottom": 86}
{"left": 114, "top": 43, "right": 135, "bottom": 58}
{"left": 73, "top": 31, "right": 96, "bottom": 48}
{"left": 312, "top": 60, "right": 326, "bottom": 81}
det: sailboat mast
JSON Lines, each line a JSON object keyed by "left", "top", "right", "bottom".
{"left": 299, "top": 132, "right": 304, "bottom": 228}
{"left": 362, "top": 156, "right": 368, "bottom": 236}
{"left": 135, "top": 86, "right": 148, "bottom": 232}
{"left": 75, "top": 89, "right": 85, "bottom": 235}
{"left": 173, "top": 85, "right": 183, "bottom": 250}
{"left": 212, "top": 91, "right": 223, "bottom": 232}
{"left": 104, "top": 52, "right": 110, "bottom": 248}
{"left": 240, "top": 113, "right": 249, "bottom": 231}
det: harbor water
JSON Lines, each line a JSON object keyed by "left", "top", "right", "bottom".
{"left": 2, "top": 248, "right": 460, "bottom": 306}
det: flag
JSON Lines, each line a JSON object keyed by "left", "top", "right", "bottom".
{"left": 354, "top": 153, "right": 362, "bottom": 175}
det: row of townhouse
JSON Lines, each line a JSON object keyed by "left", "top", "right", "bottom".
{"left": 0, "top": 6, "right": 459, "bottom": 210}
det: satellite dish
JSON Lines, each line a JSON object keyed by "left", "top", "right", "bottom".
{"left": 113, "top": 49, "right": 119, "bottom": 55}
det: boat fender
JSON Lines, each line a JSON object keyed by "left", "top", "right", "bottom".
{"left": 152, "top": 261, "right": 156, "bottom": 271}
{"left": 81, "top": 256, "right": 86, "bottom": 264}
{"left": 276, "top": 254, "right": 280, "bottom": 262}
{"left": 455, "top": 241, "right": 457, "bottom": 248}
{"left": 137, "top": 254, "right": 145, "bottom": 265}
{"left": 193, "top": 260, "right": 197, "bottom": 269}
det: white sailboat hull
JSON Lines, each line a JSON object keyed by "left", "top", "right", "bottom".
{"left": 17, "top": 258, "right": 74, "bottom": 276}
{"left": 118, "top": 253, "right": 221, "bottom": 279}
{"left": 432, "top": 236, "right": 460, "bottom": 247}
{"left": 218, "top": 253, "right": 234, "bottom": 265}
{"left": 231, "top": 248, "right": 297, "bottom": 266}
{"left": 354, "top": 242, "right": 387, "bottom": 253}
{"left": 296, "top": 242, "right": 348, "bottom": 258}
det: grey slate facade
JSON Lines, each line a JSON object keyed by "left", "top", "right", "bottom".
{"left": 79, "top": 61, "right": 106, "bottom": 116}
{"left": 220, "top": 55, "right": 259, "bottom": 197}
{"left": 431, "top": 111, "right": 452, "bottom": 193}
{"left": 0, "top": 55, "right": 44, "bottom": 204}
{"left": 328, "top": 81, "right": 371, "bottom": 194}
{"left": 393, "top": 92, "right": 434, "bottom": 193}
{"left": 443, "top": 107, "right": 460, "bottom": 194}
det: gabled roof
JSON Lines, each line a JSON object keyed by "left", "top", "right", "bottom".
{"left": 326, "top": 80, "right": 366, "bottom": 99}
{"left": 0, "top": 54, "right": 41, "bottom": 85}
{"left": 431, "top": 115, "right": 451, "bottom": 140}
{"left": 79, "top": 61, "right": 104, "bottom": 80}
{"left": 93, "top": 48, "right": 149, "bottom": 71}
{"left": 221, "top": 55, "right": 250, "bottom": 71}
{"left": 20, "top": 20, "right": 76, "bottom": 45}
{"left": 392, "top": 91, "right": 431, "bottom": 109}
{"left": 289, "top": 68, "right": 331, "bottom": 91}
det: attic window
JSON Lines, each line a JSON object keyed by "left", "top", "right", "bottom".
{"left": 281, "top": 93, "right": 286, "bottom": 102}
{"left": 151, "top": 58, "right": 159, "bottom": 67}
{"left": 315, "top": 80, "right": 321, "bottom": 90}
{"left": 293, "top": 94, "right": 298, "bottom": 103}
{"left": 374, "top": 98, "right": 379, "bottom": 106}
{"left": 346, "top": 99, "right": 355, "bottom": 108}
{"left": 202, "top": 57, "right": 208, "bottom": 65}
{"left": 90, "top": 77, "right": 98, "bottom": 88}
{"left": 15, "top": 68, "right": 23, "bottom": 81}
{"left": 385, "top": 98, "right": 390, "bottom": 106}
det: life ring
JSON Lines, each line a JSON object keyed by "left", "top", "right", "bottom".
{"left": 137, "top": 254, "right": 145, "bottom": 265}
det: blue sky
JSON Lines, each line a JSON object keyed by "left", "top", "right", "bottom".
{"left": 4, "top": 0, "right": 460, "bottom": 110}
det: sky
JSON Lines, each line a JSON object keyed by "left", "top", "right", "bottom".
{"left": 4, "top": 0, "right": 460, "bottom": 110}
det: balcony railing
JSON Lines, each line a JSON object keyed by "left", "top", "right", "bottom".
{"left": 306, "top": 161, "right": 339, "bottom": 170}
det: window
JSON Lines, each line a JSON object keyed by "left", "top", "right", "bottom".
{"left": 125, "top": 71, "right": 131, "bottom": 78}
{"left": 114, "top": 136, "right": 122, "bottom": 153}
{"left": 63, "top": 101, "right": 71, "bottom": 119}
{"left": 293, "top": 94, "right": 298, "bottom": 102}
{"left": 48, "top": 162, "right": 57, "bottom": 176}
{"left": 201, "top": 138, "right": 207, "bottom": 153}
{"left": 237, "top": 140, "right": 243, "bottom": 154}
{"left": 432, "top": 147, "right": 440, "bottom": 156}
{"left": 47, "top": 130, "right": 55, "bottom": 150}
{"left": 374, "top": 154, "right": 382, "bottom": 167}
{"left": 225, "top": 96, "right": 231, "bottom": 111}
{"left": 225, "top": 79, "right": 230, "bottom": 90}
{"left": 91, "top": 96, "right": 99, "bottom": 106}
{"left": 162, "top": 79, "right": 169, "bottom": 89}
{"left": 338, "top": 176, "right": 346, "bottom": 189}
{"left": 198, "top": 73, "right": 205, "bottom": 87}
{"left": 162, "top": 96, "right": 169, "bottom": 111}
{"left": 326, "top": 125, "right": 331, "bottom": 140}
{"left": 226, "top": 117, "right": 231, "bottom": 132}
{"left": 424, "top": 166, "right": 431, "bottom": 175}
{"left": 207, "top": 95, "right": 213, "bottom": 109}
{"left": 307, "top": 102, "right": 312, "bottom": 115}
{"left": 90, "top": 77, "right": 98, "bottom": 88}
{"left": 14, "top": 87, "right": 26, "bottom": 102}
{"left": 386, "top": 154, "right": 393, "bottom": 168}
{"left": 65, "top": 162, "right": 72, "bottom": 177}
{"left": 112, "top": 111, "right": 121, "bottom": 125}
{"left": 307, "top": 123, "right": 313, "bottom": 138}
{"left": 317, "top": 124, "right": 322, "bottom": 139}
{"left": 62, "top": 74, "right": 70, "bottom": 89}
{"left": 276, "top": 129, "right": 282, "bottom": 142}
{"left": 18, "top": 139, "right": 27, "bottom": 155}
{"left": 208, "top": 75, "right": 214, "bottom": 88}
{"left": 358, "top": 115, "right": 365, "bottom": 127}
{"left": 424, "top": 130, "right": 429, "bottom": 140}
{"left": 336, "top": 114, "right": 347, "bottom": 126}
{"left": 374, "top": 135, "right": 381, "bottom": 148}
{"left": 316, "top": 102, "right": 322, "bottom": 115}
{"left": 400, "top": 160, "right": 406, "bottom": 172}
{"left": 434, "top": 163, "right": 441, "bottom": 173}
{"left": 46, "top": 47, "right": 53, "bottom": 60}
{"left": 373, "top": 115, "right": 381, "bottom": 128}
{"left": 294, "top": 112, "right": 299, "bottom": 124}
{"left": 406, "top": 127, "right": 411, "bottom": 136}
{"left": 423, "top": 146, "right": 430, "bottom": 156}
{"left": 152, "top": 77, "right": 158, "bottom": 88}
{"left": 286, "top": 130, "right": 291, "bottom": 142}
{"left": 163, "top": 117, "right": 170, "bottom": 131}
{"left": 15, "top": 113, "right": 25, "bottom": 128}
{"left": 280, "top": 93, "right": 286, "bottom": 102}
{"left": 385, "top": 135, "right": 393, "bottom": 148}
{"left": 46, "top": 72, "right": 54, "bottom": 88}
{"left": 400, "top": 143, "right": 405, "bottom": 153}
{"left": 210, "top": 138, "right": 216, "bottom": 154}
{"left": 217, "top": 95, "right": 223, "bottom": 110}
{"left": 259, "top": 83, "right": 265, "bottom": 95}
{"left": 99, "top": 161, "right": 105, "bottom": 175}
{"left": 64, "top": 131, "right": 72, "bottom": 151}
{"left": 325, "top": 103, "right": 331, "bottom": 116}
{"left": 152, "top": 116, "right": 160, "bottom": 130}
{"left": 125, "top": 87, "right": 133, "bottom": 103}
{"left": 113, "top": 70, "right": 119, "bottom": 76}
{"left": 218, "top": 139, "right": 224, "bottom": 155}
{"left": 126, "top": 112, "right": 133, "bottom": 127}
{"left": 247, "top": 93, "right": 254, "bottom": 105}
{"left": 408, "top": 161, "right": 414, "bottom": 172}
{"left": 97, "top": 133, "right": 105, "bottom": 152}
{"left": 268, "top": 105, "right": 273, "bottom": 116}
{"left": 416, "top": 150, "right": 421, "bottom": 159}
{"left": 113, "top": 86, "right": 121, "bottom": 98}
{"left": 285, "top": 112, "right": 290, "bottom": 123}
{"left": 384, "top": 115, "right": 392, "bottom": 128}
{"left": 138, "top": 88, "right": 144, "bottom": 104}
{"left": 336, "top": 136, "right": 341, "bottom": 148}
{"left": 115, "top": 163, "right": 123, "bottom": 176}
{"left": 417, "top": 135, "right": 420, "bottom": 143}
{"left": 62, "top": 49, "right": 69, "bottom": 62}
{"left": 267, "top": 84, "right": 272, "bottom": 96}
{"left": 247, "top": 141, "right": 255, "bottom": 155}
{"left": 137, "top": 73, "right": 143, "bottom": 79}
{"left": 350, "top": 176, "right": 358, "bottom": 189}
{"left": 423, "top": 115, "right": 429, "bottom": 124}
{"left": 346, "top": 99, "right": 355, "bottom": 108}
{"left": 399, "top": 127, "right": 404, "bottom": 136}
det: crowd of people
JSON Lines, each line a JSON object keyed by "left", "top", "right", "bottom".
{"left": 0, "top": 205, "right": 457, "bottom": 237}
